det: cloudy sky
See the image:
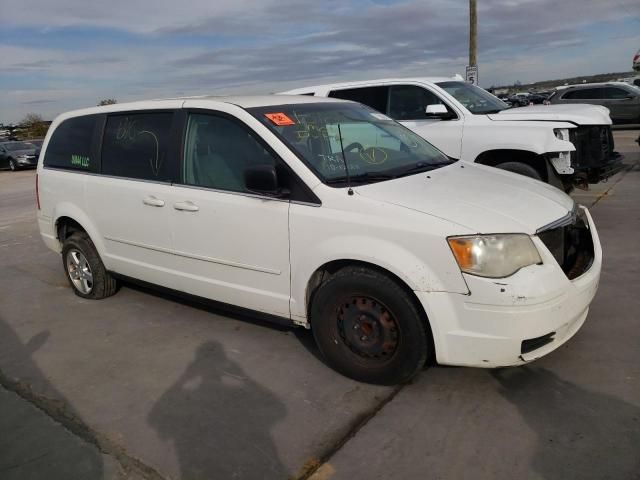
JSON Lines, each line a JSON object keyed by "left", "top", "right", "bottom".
{"left": 1, "top": 0, "right": 638, "bottom": 123}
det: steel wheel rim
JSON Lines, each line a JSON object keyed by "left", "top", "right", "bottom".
{"left": 9, "top": 160, "right": 16, "bottom": 171}
{"left": 66, "top": 249, "right": 93, "bottom": 294}
{"left": 336, "top": 295, "right": 399, "bottom": 361}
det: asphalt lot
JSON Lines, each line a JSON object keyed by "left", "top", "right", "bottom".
{"left": 1, "top": 131, "right": 639, "bottom": 480}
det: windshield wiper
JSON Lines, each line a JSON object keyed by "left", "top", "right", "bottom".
{"left": 389, "top": 160, "right": 457, "bottom": 178}
{"left": 326, "top": 172, "right": 396, "bottom": 185}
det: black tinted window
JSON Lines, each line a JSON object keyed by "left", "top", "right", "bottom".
{"left": 328, "top": 86, "right": 389, "bottom": 113}
{"left": 605, "top": 87, "right": 633, "bottom": 99}
{"left": 562, "top": 88, "right": 602, "bottom": 100}
{"left": 388, "top": 85, "right": 448, "bottom": 120}
{"left": 182, "top": 113, "right": 277, "bottom": 193}
{"left": 44, "top": 115, "right": 98, "bottom": 172}
{"left": 102, "top": 113, "right": 174, "bottom": 181}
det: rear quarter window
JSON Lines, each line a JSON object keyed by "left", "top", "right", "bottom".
{"left": 328, "top": 86, "right": 389, "bottom": 113}
{"left": 101, "top": 112, "right": 175, "bottom": 182}
{"left": 43, "top": 115, "right": 99, "bottom": 172}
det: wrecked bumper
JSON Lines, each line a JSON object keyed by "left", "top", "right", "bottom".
{"left": 417, "top": 207, "right": 602, "bottom": 368}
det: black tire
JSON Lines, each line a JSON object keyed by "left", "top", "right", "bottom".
{"left": 61, "top": 232, "right": 118, "bottom": 299}
{"left": 495, "top": 161, "right": 543, "bottom": 181}
{"left": 310, "top": 266, "right": 429, "bottom": 385}
{"left": 8, "top": 159, "right": 16, "bottom": 171}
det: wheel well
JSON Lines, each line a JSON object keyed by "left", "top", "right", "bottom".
{"left": 475, "top": 150, "right": 548, "bottom": 181}
{"left": 56, "top": 217, "right": 86, "bottom": 243}
{"left": 305, "top": 259, "right": 436, "bottom": 362}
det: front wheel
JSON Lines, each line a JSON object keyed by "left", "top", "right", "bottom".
{"left": 8, "top": 159, "right": 17, "bottom": 171}
{"left": 310, "top": 266, "right": 430, "bottom": 385}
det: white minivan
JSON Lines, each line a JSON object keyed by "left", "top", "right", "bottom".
{"left": 37, "top": 95, "right": 601, "bottom": 384}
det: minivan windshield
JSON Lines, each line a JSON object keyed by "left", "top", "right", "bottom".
{"left": 249, "top": 102, "right": 455, "bottom": 186}
{"left": 436, "top": 81, "right": 509, "bottom": 114}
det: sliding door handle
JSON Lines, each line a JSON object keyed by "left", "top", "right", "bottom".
{"left": 143, "top": 196, "right": 165, "bottom": 207}
{"left": 174, "top": 201, "right": 199, "bottom": 212}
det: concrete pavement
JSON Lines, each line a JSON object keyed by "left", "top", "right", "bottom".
{"left": 1, "top": 131, "right": 638, "bottom": 480}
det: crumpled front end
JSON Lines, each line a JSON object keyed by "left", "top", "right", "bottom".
{"left": 416, "top": 206, "right": 601, "bottom": 368}
{"left": 569, "top": 125, "right": 624, "bottom": 187}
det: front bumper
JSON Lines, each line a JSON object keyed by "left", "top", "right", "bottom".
{"left": 16, "top": 156, "right": 38, "bottom": 168}
{"left": 416, "top": 206, "right": 601, "bottom": 367}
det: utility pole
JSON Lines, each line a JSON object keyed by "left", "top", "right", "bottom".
{"left": 466, "top": 0, "right": 478, "bottom": 85}
{"left": 469, "top": 0, "right": 477, "bottom": 67}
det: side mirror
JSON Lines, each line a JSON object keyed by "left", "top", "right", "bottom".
{"left": 425, "top": 104, "right": 454, "bottom": 119}
{"left": 244, "top": 164, "right": 288, "bottom": 198}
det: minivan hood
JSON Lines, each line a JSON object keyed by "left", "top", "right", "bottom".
{"left": 488, "top": 104, "right": 611, "bottom": 126}
{"left": 355, "top": 163, "right": 574, "bottom": 234}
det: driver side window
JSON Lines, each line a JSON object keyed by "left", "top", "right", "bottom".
{"left": 182, "top": 113, "right": 277, "bottom": 193}
{"left": 388, "top": 85, "right": 450, "bottom": 120}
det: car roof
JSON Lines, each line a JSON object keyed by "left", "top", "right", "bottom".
{"left": 555, "top": 82, "right": 632, "bottom": 91}
{"left": 280, "top": 76, "right": 462, "bottom": 94}
{"left": 56, "top": 95, "right": 348, "bottom": 121}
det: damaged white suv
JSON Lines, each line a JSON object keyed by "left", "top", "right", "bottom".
{"left": 281, "top": 78, "right": 623, "bottom": 191}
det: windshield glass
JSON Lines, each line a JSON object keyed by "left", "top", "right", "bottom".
{"left": 436, "top": 81, "right": 509, "bottom": 114}
{"left": 4, "top": 142, "right": 34, "bottom": 151}
{"left": 249, "top": 103, "right": 454, "bottom": 186}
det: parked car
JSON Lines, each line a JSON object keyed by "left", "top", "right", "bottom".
{"left": 280, "top": 78, "right": 623, "bottom": 191}
{"left": 37, "top": 96, "right": 601, "bottom": 384}
{"left": 509, "top": 93, "right": 532, "bottom": 107}
{"left": 527, "top": 93, "right": 549, "bottom": 105}
{"left": 548, "top": 82, "right": 640, "bottom": 124}
{"left": 0, "top": 141, "right": 38, "bottom": 170}
{"left": 25, "top": 139, "right": 44, "bottom": 159}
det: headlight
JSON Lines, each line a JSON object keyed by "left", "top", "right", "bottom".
{"left": 447, "top": 234, "right": 542, "bottom": 278}
{"left": 554, "top": 128, "right": 570, "bottom": 142}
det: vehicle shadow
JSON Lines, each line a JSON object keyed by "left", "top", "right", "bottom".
{"left": 492, "top": 367, "right": 640, "bottom": 480}
{"left": 148, "top": 339, "right": 288, "bottom": 480}
{"left": 0, "top": 317, "right": 106, "bottom": 479}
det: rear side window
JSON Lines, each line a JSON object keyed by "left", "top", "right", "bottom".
{"left": 328, "top": 86, "right": 389, "bottom": 113}
{"left": 102, "top": 112, "right": 174, "bottom": 181}
{"left": 562, "top": 88, "right": 602, "bottom": 100}
{"left": 44, "top": 115, "right": 98, "bottom": 172}
{"left": 604, "top": 87, "right": 633, "bottom": 99}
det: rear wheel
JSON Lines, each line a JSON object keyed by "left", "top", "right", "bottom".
{"left": 310, "top": 266, "right": 429, "bottom": 385}
{"left": 62, "top": 232, "right": 118, "bottom": 299}
{"left": 8, "top": 159, "right": 16, "bottom": 171}
{"left": 495, "top": 161, "right": 542, "bottom": 181}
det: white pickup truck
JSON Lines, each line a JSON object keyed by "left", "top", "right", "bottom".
{"left": 280, "top": 78, "right": 623, "bottom": 190}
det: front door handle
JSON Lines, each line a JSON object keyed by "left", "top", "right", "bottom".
{"left": 143, "top": 196, "right": 165, "bottom": 207}
{"left": 174, "top": 201, "right": 199, "bottom": 212}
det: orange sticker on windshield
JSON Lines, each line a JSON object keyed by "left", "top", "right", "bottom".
{"left": 265, "top": 112, "right": 295, "bottom": 126}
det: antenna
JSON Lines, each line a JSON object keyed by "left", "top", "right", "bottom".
{"left": 337, "top": 123, "right": 354, "bottom": 196}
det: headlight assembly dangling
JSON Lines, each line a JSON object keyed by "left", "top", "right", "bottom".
{"left": 447, "top": 234, "right": 542, "bottom": 278}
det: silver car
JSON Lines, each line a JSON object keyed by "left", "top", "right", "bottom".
{"left": 549, "top": 83, "right": 640, "bottom": 124}
{"left": 0, "top": 141, "right": 39, "bottom": 171}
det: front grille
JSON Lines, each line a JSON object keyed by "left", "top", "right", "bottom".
{"left": 537, "top": 209, "right": 594, "bottom": 280}
{"left": 569, "top": 125, "right": 614, "bottom": 170}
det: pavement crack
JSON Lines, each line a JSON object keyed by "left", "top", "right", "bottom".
{"left": 590, "top": 159, "right": 638, "bottom": 209}
{"left": 0, "top": 370, "right": 168, "bottom": 480}
{"left": 293, "top": 383, "right": 405, "bottom": 480}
